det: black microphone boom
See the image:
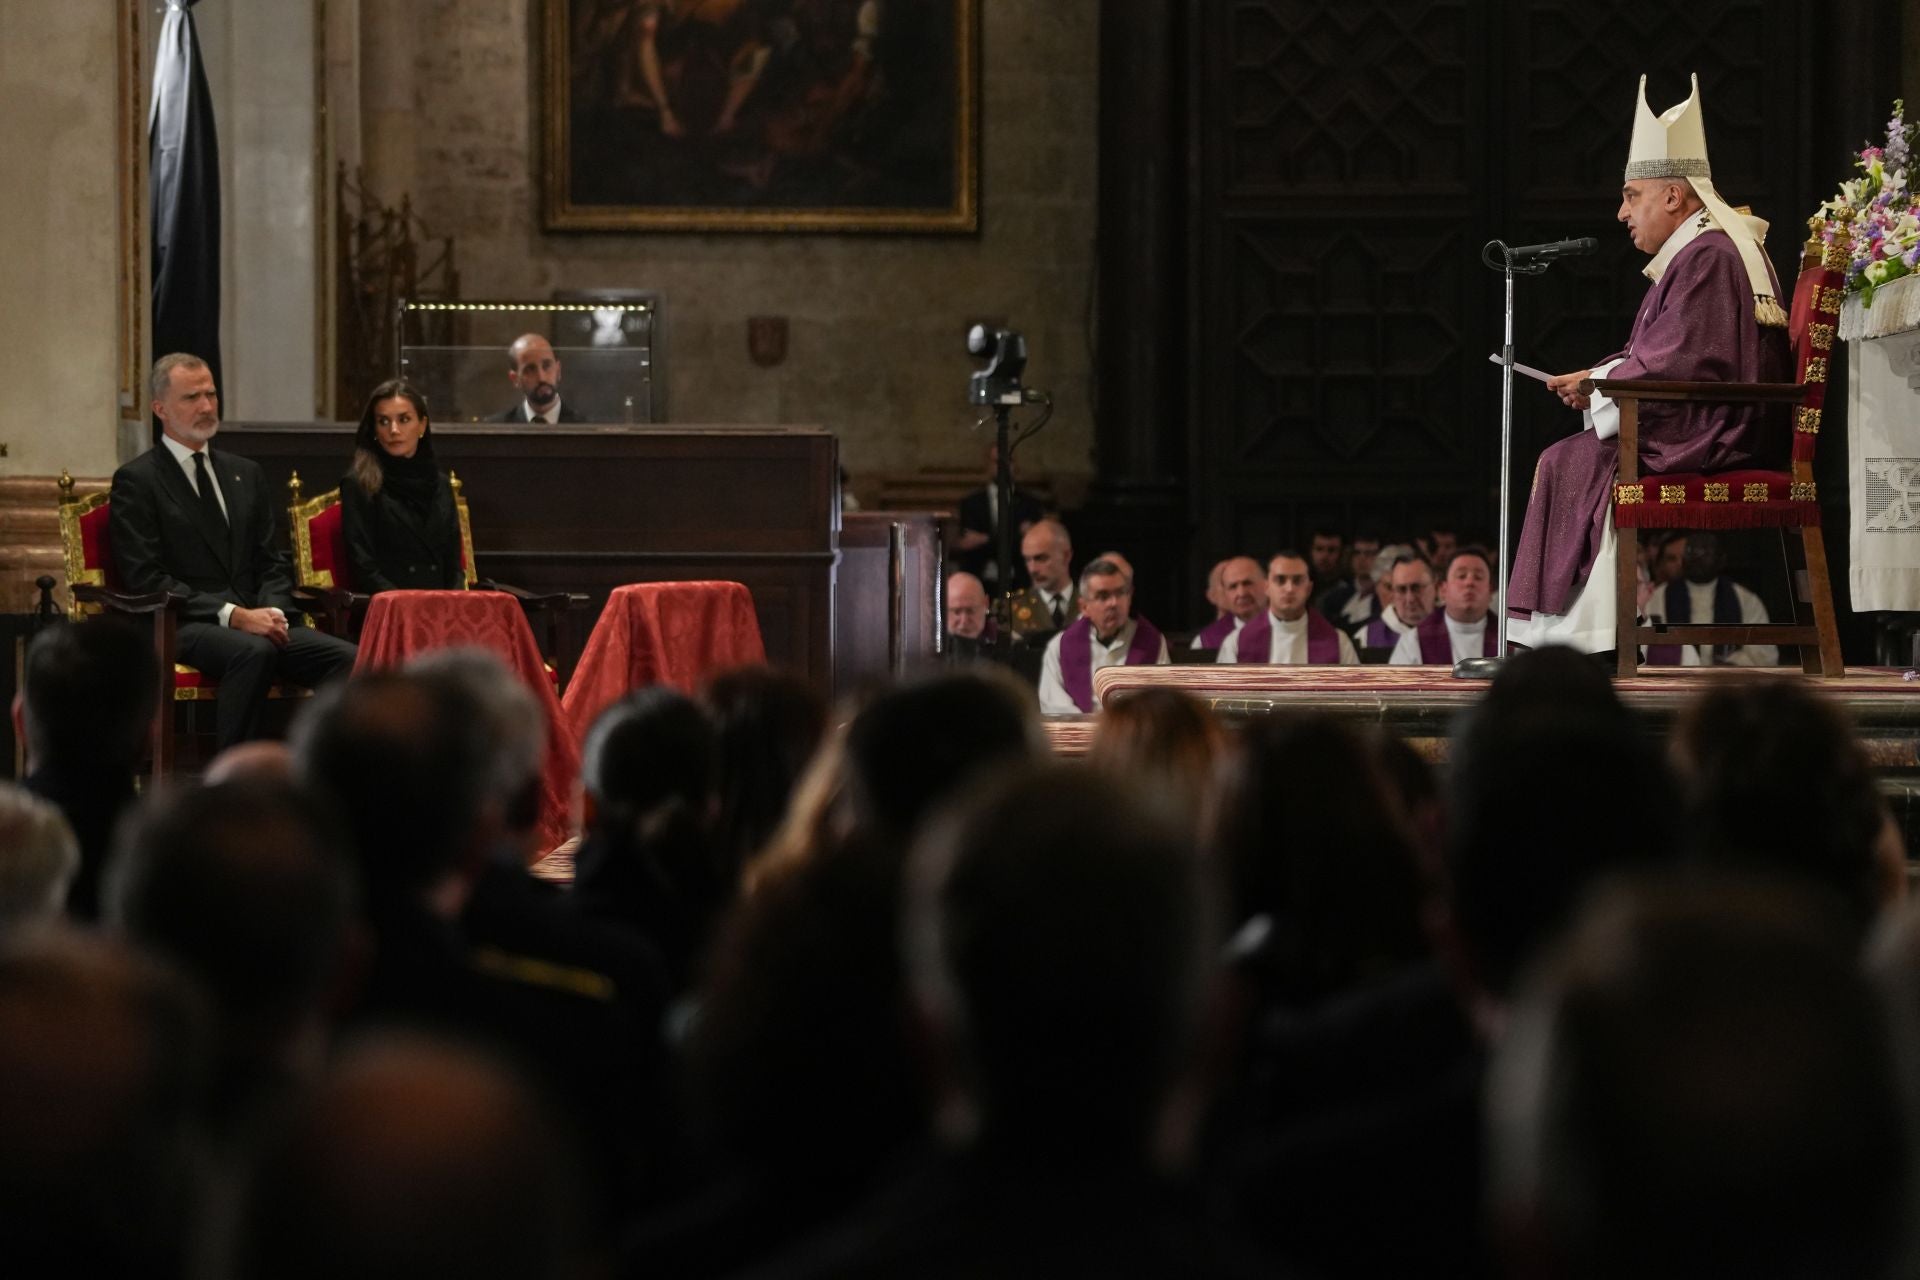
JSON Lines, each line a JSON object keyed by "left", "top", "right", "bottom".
{"left": 1506, "top": 236, "right": 1598, "bottom": 264}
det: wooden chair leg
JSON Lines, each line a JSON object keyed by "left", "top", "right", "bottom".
{"left": 1799, "top": 523, "right": 1845, "bottom": 676}
{"left": 1616, "top": 523, "right": 1640, "bottom": 679}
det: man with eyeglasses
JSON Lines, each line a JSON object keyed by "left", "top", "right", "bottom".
{"left": 1218, "top": 550, "right": 1359, "bottom": 665}
{"left": 1037, "top": 557, "right": 1168, "bottom": 715}
{"left": 1357, "top": 552, "right": 1435, "bottom": 651}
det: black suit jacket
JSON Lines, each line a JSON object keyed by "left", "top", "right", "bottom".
{"left": 487, "top": 400, "right": 588, "bottom": 424}
{"left": 339, "top": 471, "right": 464, "bottom": 593}
{"left": 109, "top": 443, "right": 295, "bottom": 623}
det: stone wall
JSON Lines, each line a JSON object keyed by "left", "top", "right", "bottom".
{"left": 354, "top": 0, "right": 1100, "bottom": 499}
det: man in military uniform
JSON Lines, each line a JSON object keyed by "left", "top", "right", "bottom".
{"left": 1006, "top": 519, "right": 1076, "bottom": 643}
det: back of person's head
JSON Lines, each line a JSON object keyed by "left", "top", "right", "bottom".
{"left": 1447, "top": 649, "right": 1679, "bottom": 1002}
{"left": 235, "top": 1034, "right": 587, "bottom": 1280}
{"left": 1086, "top": 687, "right": 1226, "bottom": 827}
{"left": 290, "top": 672, "right": 495, "bottom": 904}
{"left": 842, "top": 668, "right": 1041, "bottom": 847}
{"left": 409, "top": 649, "right": 547, "bottom": 843}
{"left": 580, "top": 686, "right": 716, "bottom": 831}
{"left": 19, "top": 620, "right": 158, "bottom": 772}
{"left": 1673, "top": 681, "right": 1895, "bottom": 938}
{"left": 0, "top": 929, "right": 211, "bottom": 1278}
{"left": 0, "top": 784, "right": 79, "bottom": 936}
{"left": 906, "top": 765, "right": 1211, "bottom": 1162}
{"left": 1209, "top": 714, "right": 1427, "bottom": 1003}
{"left": 106, "top": 777, "right": 355, "bottom": 1047}
{"left": 1490, "top": 877, "right": 1906, "bottom": 1280}
{"left": 701, "top": 667, "right": 826, "bottom": 874}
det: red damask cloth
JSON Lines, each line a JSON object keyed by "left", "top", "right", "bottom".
{"left": 352, "top": 590, "right": 580, "bottom": 854}
{"left": 561, "top": 581, "right": 766, "bottom": 747}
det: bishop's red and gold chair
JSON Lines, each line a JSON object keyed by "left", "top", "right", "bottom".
{"left": 286, "top": 469, "right": 577, "bottom": 686}
{"left": 56, "top": 471, "right": 310, "bottom": 774}
{"left": 1602, "top": 217, "right": 1847, "bottom": 677}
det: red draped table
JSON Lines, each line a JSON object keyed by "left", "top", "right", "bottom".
{"left": 352, "top": 590, "right": 580, "bottom": 854}
{"left": 561, "top": 581, "right": 766, "bottom": 746}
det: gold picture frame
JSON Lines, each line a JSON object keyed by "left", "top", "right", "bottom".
{"left": 543, "top": 0, "right": 978, "bottom": 233}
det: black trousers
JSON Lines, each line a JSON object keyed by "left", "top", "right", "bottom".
{"left": 176, "top": 621, "right": 358, "bottom": 749}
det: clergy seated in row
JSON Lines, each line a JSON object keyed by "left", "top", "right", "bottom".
{"left": 1506, "top": 75, "right": 1791, "bottom": 653}
{"left": 1640, "top": 532, "right": 1778, "bottom": 666}
{"left": 1191, "top": 556, "right": 1265, "bottom": 652}
{"left": 1390, "top": 547, "right": 1499, "bottom": 665}
{"left": 1216, "top": 551, "right": 1360, "bottom": 666}
{"left": 1316, "top": 532, "right": 1384, "bottom": 632}
{"left": 1036, "top": 557, "right": 1168, "bottom": 715}
{"left": 1353, "top": 546, "right": 1431, "bottom": 650}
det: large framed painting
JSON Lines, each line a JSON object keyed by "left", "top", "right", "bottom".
{"left": 543, "top": 0, "right": 978, "bottom": 233}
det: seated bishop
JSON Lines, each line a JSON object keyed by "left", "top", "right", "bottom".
{"left": 1036, "top": 557, "right": 1169, "bottom": 715}
{"left": 1506, "top": 74, "right": 1790, "bottom": 653}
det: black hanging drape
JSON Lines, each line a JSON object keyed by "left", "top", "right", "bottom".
{"left": 149, "top": 0, "right": 221, "bottom": 439}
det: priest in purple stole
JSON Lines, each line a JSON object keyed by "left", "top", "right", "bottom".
{"left": 1191, "top": 556, "right": 1266, "bottom": 651}
{"left": 1037, "top": 557, "right": 1169, "bottom": 714}
{"left": 1392, "top": 547, "right": 1499, "bottom": 664}
{"left": 1506, "top": 74, "right": 1790, "bottom": 654}
{"left": 1217, "top": 551, "right": 1359, "bottom": 666}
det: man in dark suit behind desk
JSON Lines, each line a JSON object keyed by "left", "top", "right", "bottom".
{"left": 110, "top": 353, "right": 357, "bottom": 751}
{"left": 488, "top": 333, "right": 589, "bottom": 424}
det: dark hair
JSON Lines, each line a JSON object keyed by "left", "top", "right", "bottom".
{"left": 1439, "top": 545, "right": 1493, "bottom": 579}
{"left": 906, "top": 764, "right": 1210, "bottom": 1156}
{"left": 1673, "top": 682, "right": 1891, "bottom": 938}
{"left": 22, "top": 621, "right": 158, "bottom": 770}
{"left": 349, "top": 378, "right": 432, "bottom": 496}
{"left": 1448, "top": 650, "right": 1679, "bottom": 997}
{"left": 1308, "top": 527, "right": 1344, "bottom": 543}
{"left": 1268, "top": 549, "right": 1309, "bottom": 569}
{"left": 108, "top": 777, "right": 356, "bottom": 1031}
{"left": 1495, "top": 877, "right": 1905, "bottom": 1279}
{"left": 842, "top": 669, "right": 1038, "bottom": 847}
{"left": 1210, "top": 715, "right": 1427, "bottom": 1003}
{"left": 289, "top": 672, "right": 495, "bottom": 900}
{"left": 1086, "top": 687, "right": 1224, "bottom": 826}
{"left": 702, "top": 667, "right": 826, "bottom": 880}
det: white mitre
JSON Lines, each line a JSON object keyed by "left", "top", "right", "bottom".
{"left": 1625, "top": 74, "right": 1786, "bottom": 328}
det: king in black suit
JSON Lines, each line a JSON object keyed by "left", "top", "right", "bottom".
{"left": 111, "top": 355, "right": 358, "bottom": 749}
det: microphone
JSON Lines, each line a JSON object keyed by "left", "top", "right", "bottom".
{"left": 1504, "top": 236, "right": 1598, "bottom": 264}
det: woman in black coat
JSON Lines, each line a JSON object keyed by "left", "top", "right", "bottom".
{"left": 340, "top": 378, "right": 465, "bottom": 593}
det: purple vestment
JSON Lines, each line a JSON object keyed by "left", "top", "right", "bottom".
{"left": 1194, "top": 614, "right": 1237, "bottom": 649}
{"left": 1506, "top": 229, "right": 1790, "bottom": 616}
{"left": 1057, "top": 615, "right": 1164, "bottom": 713}
{"left": 1234, "top": 609, "right": 1341, "bottom": 664}
{"left": 1416, "top": 608, "right": 1496, "bottom": 664}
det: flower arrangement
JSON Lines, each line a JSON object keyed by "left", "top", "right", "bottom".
{"left": 1816, "top": 100, "right": 1920, "bottom": 305}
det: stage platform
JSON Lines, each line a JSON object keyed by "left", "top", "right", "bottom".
{"left": 1041, "top": 665, "right": 1920, "bottom": 844}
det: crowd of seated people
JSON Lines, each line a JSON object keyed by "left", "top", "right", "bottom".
{"left": 0, "top": 611, "right": 1913, "bottom": 1278}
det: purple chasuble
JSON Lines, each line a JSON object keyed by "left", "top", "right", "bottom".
{"left": 1057, "top": 615, "right": 1164, "bottom": 713}
{"left": 1195, "top": 614, "right": 1237, "bottom": 649}
{"left": 1362, "top": 614, "right": 1397, "bottom": 648}
{"left": 1416, "top": 609, "right": 1496, "bottom": 664}
{"left": 1506, "top": 230, "right": 1790, "bottom": 616}
{"left": 1646, "top": 577, "right": 1742, "bottom": 665}
{"left": 1234, "top": 609, "right": 1341, "bottom": 664}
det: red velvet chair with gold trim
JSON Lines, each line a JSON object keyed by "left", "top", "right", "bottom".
{"left": 56, "top": 471, "right": 310, "bottom": 775}
{"left": 1603, "top": 219, "right": 1846, "bottom": 677}
{"left": 286, "top": 469, "right": 575, "bottom": 685}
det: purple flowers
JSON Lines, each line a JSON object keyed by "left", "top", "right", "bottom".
{"left": 1815, "top": 99, "right": 1919, "bottom": 303}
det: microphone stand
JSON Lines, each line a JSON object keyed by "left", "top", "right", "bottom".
{"left": 1455, "top": 240, "right": 1549, "bottom": 680}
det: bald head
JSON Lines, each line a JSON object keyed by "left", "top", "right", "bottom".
{"left": 1021, "top": 520, "right": 1073, "bottom": 594}
{"left": 946, "top": 572, "right": 989, "bottom": 640}
{"left": 505, "top": 334, "right": 561, "bottom": 413}
{"left": 1219, "top": 556, "right": 1265, "bottom": 621}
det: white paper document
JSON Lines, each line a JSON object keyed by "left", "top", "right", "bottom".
{"left": 1487, "top": 353, "right": 1554, "bottom": 383}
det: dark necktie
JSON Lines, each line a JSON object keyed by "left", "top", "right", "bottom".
{"left": 1050, "top": 596, "right": 1065, "bottom": 628}
{"left": 193, "top": 451, "right": 228, "bottom": 533}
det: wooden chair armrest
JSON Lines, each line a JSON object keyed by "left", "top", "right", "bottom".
{"left": 1585, "top": 379, "right": 1807, "bottom": 404}
{"left": 70, "top": 584, "right": 187, "bottom": 615}
{"left": 474, "top": 579, "right": 574, "bottom": 613}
